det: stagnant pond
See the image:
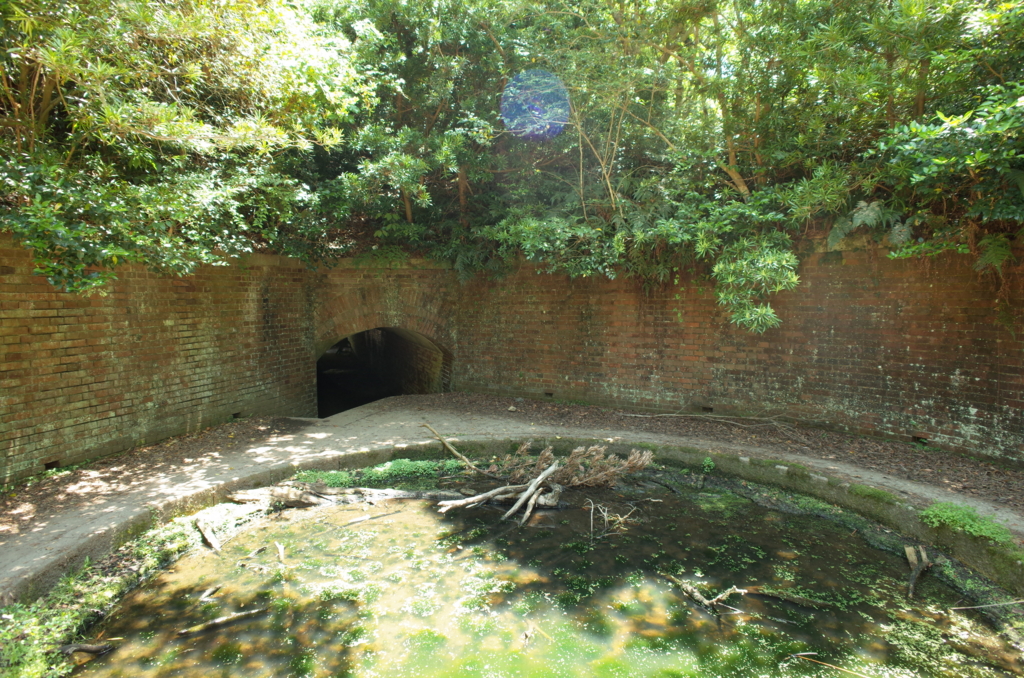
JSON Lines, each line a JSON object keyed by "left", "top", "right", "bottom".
{"left": 77, "top": 471, "right": 1020, "bottom": 678}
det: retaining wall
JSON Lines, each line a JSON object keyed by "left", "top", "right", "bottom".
{"left": 1, "top": 233, "right": 1021, "bottom": 483}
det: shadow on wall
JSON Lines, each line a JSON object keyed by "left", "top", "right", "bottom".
{"left": 316, "top": 327, "right": 445, "bottom": 417}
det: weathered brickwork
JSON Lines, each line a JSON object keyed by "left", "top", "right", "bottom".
{"left": 0, "top": 236, "right": 317, "bottom": 483}
{"left": 2, "top": 233, "right": 1021, "bottom": 484}
{"left": 452, "top": 249, "right": 1023, "bottom": 460}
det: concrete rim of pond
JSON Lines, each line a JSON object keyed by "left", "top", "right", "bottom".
{"left": 2, "top": 397, "right": 1022, "bottom": 605}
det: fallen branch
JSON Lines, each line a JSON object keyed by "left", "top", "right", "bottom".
{"left": 502, "top": 462, "right": 560, "bottom": 521}
{"left": 176, "top": 608, "right": 268, "bottom": 637}
{"left": 56, "top": 643, "right": 114, "bottom": 657}
{"left": 195, "top": 519, "right": 221, "bottom": 552}
{"left": 436, "top": 484, "right": 529, "bottom": 513}
{"left": 664, "top": 574, "right": 746, "bottom": 614}
{"left": 422, "top": 423, "right": 504, "bottom": 480}
{"left": 518, "top": 486, "right": 544, "bottom": 526}
{"left": 537, "top": 483, "right": 563, "bottom": 507}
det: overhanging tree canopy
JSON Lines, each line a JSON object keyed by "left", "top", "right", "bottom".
{"left": 2, "top": 0, "right": 1021, "bottom": 331}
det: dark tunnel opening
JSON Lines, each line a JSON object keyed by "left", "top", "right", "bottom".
{"left": 316, "top": 327, "right": 446, "bottom": 418}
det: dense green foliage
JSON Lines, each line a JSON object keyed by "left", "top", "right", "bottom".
{"left": 2, "top": 0, "right": 1022, "bottom": 329}
{"left": 0, "top": 0, "right": 363, "bottom": 291}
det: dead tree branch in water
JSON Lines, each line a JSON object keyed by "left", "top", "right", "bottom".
{"left": 663, "top": 574, "right": 746, "bottom": 614}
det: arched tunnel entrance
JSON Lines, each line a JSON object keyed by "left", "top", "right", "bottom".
{"left": 316, "top": 327, "right": 447, "bottom": 417}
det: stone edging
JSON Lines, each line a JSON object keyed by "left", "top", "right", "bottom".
{"left": 8, "top": 435, "right": 1023, "bottom": 604}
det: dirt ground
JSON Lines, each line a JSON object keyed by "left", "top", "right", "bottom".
{"left": 3, "top": 393, "right": 1023, "bottom": 543}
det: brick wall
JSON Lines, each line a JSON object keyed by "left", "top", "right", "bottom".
{"left": 2, "top": 233, "right": 1022, "bottom": 484}
{"left": 0, "top": 236, "right": 317, "bottom": 483}
{"left": 451, "top": 247, "right": 1023, "bottom": 460}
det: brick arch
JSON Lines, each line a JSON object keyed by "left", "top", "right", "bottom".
{"left": 313, "top": 268, "right": 458, "bottom": 391}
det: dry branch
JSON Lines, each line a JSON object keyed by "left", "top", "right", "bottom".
{"left": 519, "top": 486, "right": 544, "bottom": 526}
{"left": 502, "top": 462, "right": 560, "bottom": 521}
{"left": 422, "top": 423, "right": 504, "bottom": 479}
{"left": 664, "top": 574, "right": 746, "bottom": 614}
{"left": 436, "top": 484, "right": 530, "bottom": 513}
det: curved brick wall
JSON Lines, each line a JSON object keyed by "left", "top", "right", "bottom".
{"left": 1, "top": 233, "right": 1021, "bottom": 483}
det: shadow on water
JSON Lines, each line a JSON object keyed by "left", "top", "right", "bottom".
{"left": 76, "top": 474, "right": 1022, "bottom": 678}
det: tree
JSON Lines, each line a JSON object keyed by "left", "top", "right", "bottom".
{"left": 0, "top": 0, "right": 362, "bottom": 292}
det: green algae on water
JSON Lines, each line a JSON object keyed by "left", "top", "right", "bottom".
{"left": 74, "top": 481, "right": 1021, "bottom": 678}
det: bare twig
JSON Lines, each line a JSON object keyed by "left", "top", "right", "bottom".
{"left": 422, "top": 424, "right": 504, "bottom": 480}
{"left": 275, "top": 542, "right": 285, "bottom": 564}
{"left": 199, "top": 586, "right": 221, "bottom": 602}
{"left": 342, "top": 510, "right": 400, "bottom": 526}
{"left": 746, "top": 586, "right": 831, "bottom": 609}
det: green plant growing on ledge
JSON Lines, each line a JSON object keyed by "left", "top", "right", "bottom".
{"left": 919, "top": 502, "right": 1014, "bottom": 545}
{"left": 848, "top": 484, "right": 899, "bottom": 505}
{"left": 701, "top": 457, "right": 715, "bottom": 475}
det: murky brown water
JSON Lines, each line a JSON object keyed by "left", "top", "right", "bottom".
{"left": 77, "top": 483, "right": 1020, "bottom": 677}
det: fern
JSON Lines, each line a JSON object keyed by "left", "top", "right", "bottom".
{"left": 974, "top": 233, "right": 1015, "bottom": 274}
{"left": 827, "top": 200, "right": 902, "bottom": 249}
{"left": 889, "top": 221, "right": 912, "bottom": 245}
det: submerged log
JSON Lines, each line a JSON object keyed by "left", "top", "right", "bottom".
{"left": 57, "top": 643, "right": 114, "bottom": 657}
{"left": 176, "top": 608, "right": 268, "bottom": 637}
{"left": 227, "top": 486, "right": 332, "bottom": 507}
{"left": 746, "top": 586, "right": 831, "bottom": 609}
{"left": 270, "top": 487, "right": 334, "bottom": 508}
{"left": 195, "top": 519, "right": 221, "bottom": 552}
